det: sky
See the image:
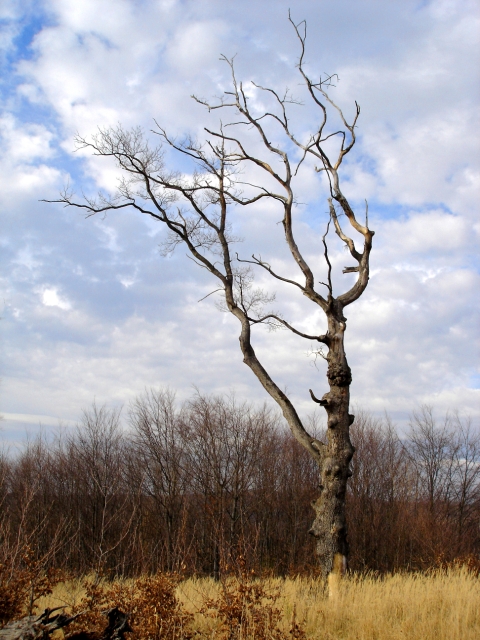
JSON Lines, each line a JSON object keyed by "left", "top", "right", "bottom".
{"left": 1, "top": 0, "right": 479, "bottom": 442}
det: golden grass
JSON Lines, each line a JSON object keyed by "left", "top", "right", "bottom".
{"left": 38, "top": 568, "right": 479, "bottom": 639}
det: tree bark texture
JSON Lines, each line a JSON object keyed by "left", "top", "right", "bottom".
{"left": 309, "top": 306, "right": 355, "bottom": 578}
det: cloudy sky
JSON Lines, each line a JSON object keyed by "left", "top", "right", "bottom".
{"left": 1, "top": 0, "right": 479, "bottom": 442}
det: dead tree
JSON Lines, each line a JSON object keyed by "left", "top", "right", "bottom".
{"left": 0, "top": 607, "right": 131, "bottom": 640}
{"left": 47, "top": 16, "right": 374, "bottom": 581}
{"left": 0, "top": 608, "right": 81, "bottom": 640}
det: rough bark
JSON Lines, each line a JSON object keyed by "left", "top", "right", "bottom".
{"left": 0, "top": 609, "right": 82, "bottom": 640}
{"left": 308, "top": 304, "right": 355, "bottom": 579}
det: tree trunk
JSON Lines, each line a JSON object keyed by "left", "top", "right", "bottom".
{"left": 309, "top": 302, "right": 355, "bottom": 583}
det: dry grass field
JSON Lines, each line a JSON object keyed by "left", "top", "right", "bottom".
{"left": 34, "top": 567, "right": 479, "bottom": 640}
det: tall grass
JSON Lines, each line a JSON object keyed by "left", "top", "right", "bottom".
{"left": 37, "top": 568, "right": 479, "bottom": 639}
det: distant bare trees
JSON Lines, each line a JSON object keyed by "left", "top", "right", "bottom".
{"left": 128, "top": 389, "right": 188, "bottom": 572}
{"left": 347, "top": 411, "right": 414, "bottom": 571}
{"left": 182, "top": 393, "right": 274, "bottom": 577}
{"left": 406, "top": 407, "right": 480, "bottom": 561}
{"left": 347, "top": 407, "right": 480, "bottom": 571}
{"left": 0, "top": 393, "right": 479, "bottom": 580}
{"left": 67, "top": 404, "right": 134, "bottom": 573}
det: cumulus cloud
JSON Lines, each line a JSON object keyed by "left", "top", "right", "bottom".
{"left": 41, "top": 287, "right": 72, "bottom": 310}
{"left": 0, "top": 0, "right": 478, "bottom": 440}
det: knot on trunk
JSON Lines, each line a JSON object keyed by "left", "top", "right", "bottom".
{"left": 327, "top": 363, "right": 352, "bottom": 387}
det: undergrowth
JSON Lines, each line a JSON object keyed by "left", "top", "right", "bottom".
{"left": 66, "top": 573, "right": 194, "bottom": 639}
{"left": 0, "top": 545, "right": 64, "bottom": 626}
{"left": 2, "top": 560, "right": 480, "bottom": 639}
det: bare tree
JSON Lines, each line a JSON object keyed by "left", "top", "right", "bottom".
{"left": 450, "top": 412, "right": 480, "bottom": 554}
{"left": 47, "top": 16, "right": 374, "bottom": 580}
{"left": 68, "top": 403, "right": 136, "bottom": 575}
{"left": 181, "top": 392, "right": 274, "bottom": 577}
{"left": 348, "top": 410, "right": 414, "bottom": 571}
{"left": 407, "top": 406, "right": 480, "bottom": 560}
{"left": 128, "top": 388, "right": 190, "bottom": 571}
{"left": 408, "top": 406, "right": 456, "bottom": 512}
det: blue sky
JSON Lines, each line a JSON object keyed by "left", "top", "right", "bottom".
{"left": 1, "top": 0, "right": 479, "bottom": 441}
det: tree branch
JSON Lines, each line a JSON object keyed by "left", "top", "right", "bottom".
{"left": 248, "top": 312, "right": 329, "bottom": 343}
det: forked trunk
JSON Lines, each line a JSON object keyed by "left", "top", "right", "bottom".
{"left": 309, "top": 302, "right": 355, "bottom": 582}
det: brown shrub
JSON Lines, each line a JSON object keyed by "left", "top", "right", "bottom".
{"left": 67, "top": 573, "right": 193, "bottom": 640}
{"left": 0, "top": 546, "right": 63, "bottom": 625}
{"left": 201, "top": 572, "right": 306, "bottom": 639}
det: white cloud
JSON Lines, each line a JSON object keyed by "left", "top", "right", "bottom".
{"left": 362, "top": 111, "right": 479, "bottom": 210}
{"left": 0, "top": 0, "right": 478, "bottom": 440}
{"left": 0, "top": 114, "right": 63, "bottom": 204}
{"left": 41, "top": 287, "right": 72, "bottom": 310}
{"left": 166, "top": 20, "right": 229, "bottom": 75}
{"left": 0, "top": 115, "right": 55, "bottom": 161}
{"left": 381, "top": 210, "right": 472, "bottom": 256}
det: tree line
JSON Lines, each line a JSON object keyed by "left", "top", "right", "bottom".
{"left": 1, "top": 390, "right": 479, "bottom": 578}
